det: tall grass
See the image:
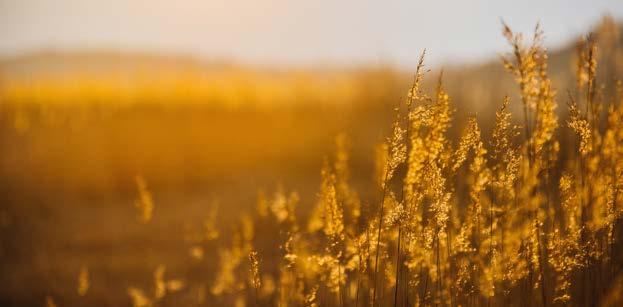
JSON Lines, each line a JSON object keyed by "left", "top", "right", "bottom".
{"left": 190, "top": 23, "right": 623, "bottom": 307}
{"left": 28, "top": 19, "right": 623, "bottom": 306}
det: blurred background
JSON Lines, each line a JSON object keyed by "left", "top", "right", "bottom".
{"left": 1, "top": 1, "right": 623, "bottom": 305}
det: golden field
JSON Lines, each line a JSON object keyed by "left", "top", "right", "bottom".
{"left": 0, "top": 17, "right": 623, "bottom": 307}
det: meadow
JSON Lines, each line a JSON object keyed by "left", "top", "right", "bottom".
{"left": 0, "top": 17, "right": 623, "bottom": 306}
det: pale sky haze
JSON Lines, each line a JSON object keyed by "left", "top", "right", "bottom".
{"left": 1, "top": 0, "right": 623, "bottom": 67}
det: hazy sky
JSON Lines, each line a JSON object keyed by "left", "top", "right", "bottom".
{"left": 1, "top": 0, "right": 622, "bottom": 67}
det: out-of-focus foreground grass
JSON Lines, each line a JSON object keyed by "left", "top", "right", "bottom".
{"left": 0, "top": 51, "right": 408, "bottom": 307}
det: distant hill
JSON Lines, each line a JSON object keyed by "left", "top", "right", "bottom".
{"left": 0, "top": 17, "right": 620, "bottom": 114}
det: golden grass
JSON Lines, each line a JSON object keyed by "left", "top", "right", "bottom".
{"left": 174, "top": 22, "right": 623, "bottom": 306}
{"left": 1, "top": 17, "right": 623, "bottom": 307}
